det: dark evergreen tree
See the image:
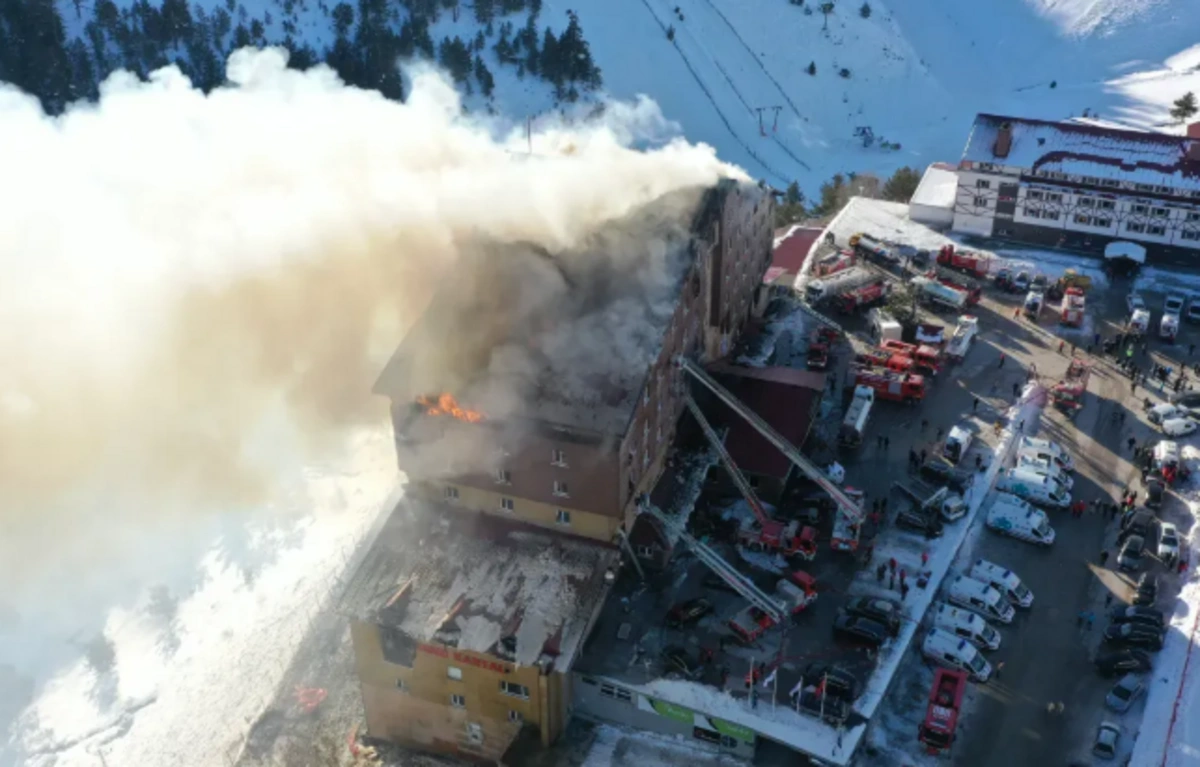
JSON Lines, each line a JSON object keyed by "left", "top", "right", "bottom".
{"left": 473, "top": 0, "right": 494, "bottom": 25}
{"left": 539, "top": 26, "right": 559, "bottom": 84}
{"left": 332, "top": 2, "right": 354, "bottom": 37}
{"left": 474, "top": 54, "right": 494, "bottom": 98}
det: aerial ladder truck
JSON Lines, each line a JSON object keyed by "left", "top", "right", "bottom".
{"left": 677, "top": 357, "right": 866, "bottom": 552}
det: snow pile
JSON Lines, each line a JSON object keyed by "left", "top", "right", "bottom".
{"left": 580, "top": 723, "right": 744, "bottom": 767}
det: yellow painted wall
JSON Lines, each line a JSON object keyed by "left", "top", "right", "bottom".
{"left": 411, "top": 480, "right": 620, "bottom": 542}
{"left": 351, "top": 621, "right": 570, "bottom": 756}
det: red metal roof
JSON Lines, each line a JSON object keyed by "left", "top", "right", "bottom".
{"left": 769, "top": 226, "right": 823, "bottom": 282}
{"left": 708, "top": 363, "right": 826, "bottom": 480}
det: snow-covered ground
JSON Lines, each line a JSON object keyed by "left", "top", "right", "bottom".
{"left": 3, "top": 428, "right": 400, "bottom": 767}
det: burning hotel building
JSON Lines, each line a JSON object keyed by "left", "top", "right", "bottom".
{"left": 341, "top": 179, "right": 774, "bottom": 761}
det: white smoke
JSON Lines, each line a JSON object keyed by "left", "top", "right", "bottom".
{"left": 0, "top": 48, "right": 743, "bottom": 589}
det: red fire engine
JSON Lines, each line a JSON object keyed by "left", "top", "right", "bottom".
{"left": 814, "top": 250, "right": 855, "bottom": 277}
{"left": 836, "top": 280, "right": 891, "bottom": 314}
{"left": 807, "top": 327, "right": 840, "bottom": 370}
{"left": 932, "top": 270, "right": 982, "bottom": 304}
{"left": 879, "top": 339, "right": 941, "bottom": 375}
{"left": 1060, "top": 286, "right": 1086, "bottom": 327}
{"left": 1051, "top": 358, "right": 1090, "bottom": 415}
{"left": 918, "top": 668, "right": 968, "bottom": 754}
{"left": 854, "top": 348, "right": 914, "bottom": 375}
{"left": 854, "top": 368, "right": 926, "bottom": 404}
{"left": 936, "top": 244, "right": 992, "bottom": 278}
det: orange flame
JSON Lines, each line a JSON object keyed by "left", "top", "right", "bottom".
{"left": 417, "top": 393, "right": 485, "bottom": 423}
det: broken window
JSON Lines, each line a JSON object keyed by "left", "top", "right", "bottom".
{"left": 553, "top": 481, "right": 569, "bottom": 498}
{"left": 494, "top": 469, "right": 511, "bottom": 484}
{"left": 500, "top": 681, "right": 530, "bottom": 699}
{"left": 465, "top": 723, "right": 483, "bottom": 744}
{"left": 551, "top": 449, "right": 567, "bottom": 466}
{"left": 378, "top": 626, "right": 416, "bottom": 667}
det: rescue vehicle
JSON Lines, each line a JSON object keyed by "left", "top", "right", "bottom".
{"left": 854, "top": 368, "right": 926, "bottom": 404}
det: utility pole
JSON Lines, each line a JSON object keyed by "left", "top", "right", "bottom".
{"left": 753, "top": 106, "right": 783, "bottom": 136}
{"left": 525, "top": 116, "right": 533, "bottom": 155}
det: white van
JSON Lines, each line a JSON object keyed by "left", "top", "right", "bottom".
{"left": 969, "top": 559, "right": 1034, "bottom": 608}
{"left": 932, "top": 602, "right": 1001, "bottom": 651}
{"left": 868, "top": 308, "right": 902, "bottom": 343}
{"left": 922, "top": 628, "right": 992, "bottom": 683}
{"left": 997, "top": 467, "right": 1071, "bottom": 510}
{"left": 1014, "top": 455, "right": 1074, "bottom": 490}
{"left": 1017, "top": 436, "right": 1074, "bottom": 472}
{"left": 986, "top": 494, "right": 1056, "bottom": 546}
{"left": 946, "top": 575, "right": 1015, "bottom": 624}
{"left": 943, "top": 425, "right": 973, "bottom": 464}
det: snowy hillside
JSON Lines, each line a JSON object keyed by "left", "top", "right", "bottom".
{"left": 36, "top": 0, "right": 1200, "bottom": 194}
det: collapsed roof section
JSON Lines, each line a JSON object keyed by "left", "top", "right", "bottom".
{"left": 341, "top": 500, "right": 619, "bottom": 669}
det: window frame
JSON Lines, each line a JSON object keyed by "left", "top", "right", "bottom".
{"left": 556, "top": 509, "right": 571, "bottom": 525}
{"left": 451, "top": 693, "right": 467, "bottom": 708}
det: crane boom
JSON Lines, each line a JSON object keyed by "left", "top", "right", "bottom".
{"left": 682, "top": 395, "right": 771, "bottom": 527}
{"left": 678, "top": 357, "right": 863, "bottom": 523}
{"left": 638, "top": 500, "right": 785, "bottom": 623}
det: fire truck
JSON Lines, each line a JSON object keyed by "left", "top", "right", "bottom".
{"left": 936, "top": 244, "right": 992, "bottom": 278}
{"left": 854, "top": 348, "right": 914, "bottom": 375}
{"left": 931, "top": 268, "right": 982, "bottom": 304}
{"left": 836, "top": 279, "right": 891, "bottom": 313}
{"left": 880, "top": 339, "right": 941, "bottom": 375}
{"left": 918, "top": 668, "right": 968, "bottom": 754}
{"left": 854, "top": 368, "right": 926, "bottom": 404}
{"left": 831, "top": 487, "right": 865, "bottom": 551}
{"left": 805, "top": 266, "right": 877, "bottom": 304}
{"left": 806, "top": 327, "right": 840, "bottom": 370}
{"left": 1059, "top": 286, "right": 1086, "bottom": 327}
{"left": 913, "top": 276, "right": 970, "bottom": 311}
{"left": 849, "top": 232, "right": 901, "bottom": 266}
{"left": 775, "top": 571, "right": 819, "bottom": 615}
{"left": 945, "top": 316, "right": 979, "bottom": 362}
{"left": 813, "top": 249, "right": 855, "bottom": 277}
{"left": 1051, "top": 358, "right": 1089, "bottom": 415}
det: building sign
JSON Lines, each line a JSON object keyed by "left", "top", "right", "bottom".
{"left": 418, "top": 644, "right": 511, "bottom": 675}
{"left": 635, "top": 694, "right": 756, "bottom": 746}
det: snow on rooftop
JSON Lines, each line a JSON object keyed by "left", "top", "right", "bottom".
{"left": 910, "top": 165, "right": 958, "bottom": 209}
{"left": 963, "top": 114, "right": 1200, "bottom": 191}
{"left": 341, "top": 503, "right": 617, "bottom": 667}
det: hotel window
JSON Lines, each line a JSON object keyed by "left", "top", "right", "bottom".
{"left": 1101, "top": 179, "right": 1121, "bottom": 188}
{"left": 555, "top": 509, "right": 571, "bottom": 525}
{"left": 1094, "top": 218, "right": 1112, "bottom": 228}
{"left": 1187, "top": 213, "right": 1200, "bottom": 223}
{"left": 444, "top": 486, "right": 459, "bottom": 500}
{"left": 448, "top": 666, "right": 464, "bottom": 681}
{"left": 1156, "top": 186, "right": 1173, "bottom": 194}
{"left": 1153, "top": 208, "right": 1169, "bottom": 218}
{"left": 553, "top": 481, "right": 569, "bottom": 498}
{"left": 1046, "top": 193, "right": 1063, "bottom": 203}
{"left": 396, "top": 679, "right": 409, "bottom": 693}
{"left": 1098, "top": 200, "right": 1115, "bottom": 210}
{"left": 1135, "top": 183, "right": 1155, "bottom": 193}
{"left": 1126, "top": 222, "right": 1146, "bottom": 233}
{"left": 1044, "top": 211, "right": 1060, "bottom": 220}
{"left": 636, "top": 544, "right": 655, "bottom": 557}
{"left": 973, "top": 196, "right": 988, "bottom": 207}
{"left": 1181, "top": 230, "right": 1200, "bottom": 241}
{"left": 1028, "top": 190, "right": 1044, "bottom": 200}
{"left": 1148, "top": 225, "right": 1166, "bottom": 236}
{"left": 1131, "top": 204, "right": 1147, "bottom": 214}
{"left": 976, "top": 179, "right": 991, "bottom": 189}
{"left": 1079, "top": 197, "right": 1094, "bottom": 208}
{"left": 508, "top": 710, "right": 523, "bottom": 723}
{"left": 466, "top": 723, "right": 483, "bottom": 745}
{"left": 450, "top": 694, "right": 466, "bottom": 708}
{"left": 1024, "top": 208, "right": 1042, "bottom": 218}
{"left": 1074, "top": 214, "right": 1092, "bottom": 225}
{"left": 495, "top": 469, "right": 511, "bottom": 484}
{"left": 600, "top": 683, "right": 634, "bottom": 703}
{"left": 500, "top": 497, "right": 514, "bottom": 512}
{"left": 551, "top": 448, "right": 567, "bottom": 466}
{"left": 500, "top": 681, "right": 530, "bottom": 699}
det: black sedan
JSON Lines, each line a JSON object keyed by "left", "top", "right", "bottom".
{"left": 832, "top": 612, "right": 888, "bottom": 648}
{"left": 666, "top": 598, "right": 713, "bottom": 628}
{"left": 802, "top": 663, "right": 860, "bottom": 702}
{"left": 920, "top": 456, "right": 972, "bottom": 492}
{"left": 895, "top": 507, "right": 944, "bottom": 538}
{"left": 844, "top": 596, "right": 903, "bottom": 636}
{"left": 1134, "top": 574, "right": 1159, "bottom": 607}
{"left": 661, "top": 646, "right": 702, "bottom": 679}
{"left": 1095, "top": 649, "right": 1152, "bottom": 677}
{"left": 1103, "top": 622, "right": 1165, "bottom": 651}
{"left": 1110, "top": 605, "right": 1165, "bottom": 628}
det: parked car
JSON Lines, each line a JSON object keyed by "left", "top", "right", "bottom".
{"left": 1105, "top": 673, "right": 1147, "bottom": 713}
{"left": 1126, "top": 293, "right": 1147, "bottom": 313}
{"left": 1118, "top": 535, "right": 1145, "bottom": 571}
{"left": 1093, "top": 722, "right": 1121, "bottom": 760}
{"left": 1146, "top": 477, "right": 1165, "bottom": 509}
{"left": 920, "top": 455, "right": 972, "bottom": 493}
{"left": 1102, "top": 622, "right": 1164, "bottom": 651}
{"left": 662, "top": 646, "right": 702, "bottom": 679}
{"left": 802, "top": 662, "right": 860, "bottom": 702}
{"left": 1188, "top": 297, "right": 1200, "bottom": 323}
{"left": 1165, "top": 293, "right": 1187, "bottom": 315}
{"left": 1110, "top": 605, "right": 1165, "bottom": 628}
{"left": 1162, "top": 417, "right": 1198, "bottom": 438}
{"left": 1159, "top": 522, "right": 1181, "bottom": 563}
{"left": 1134, "top": 573, "right": 1159, "bottom": 607}
{"left": 1148, "top": 402, "right": 1184, "bottom": 425}
{"left": 1095, "top": 649, "right": 1152, "bottom": 677}
{"left": 832, "top": 612, "right": 889, "bottom": 648}
{"left": 844, "top": 596, "right": 902, "bottom": 636}
{"left": 1170, "top": 390, "right": 1200, "bottom": 410}
{"left": 666, "top": 598, "right": 714, "bottom": 628}
{"left": 895, "top": 505, "right": 945, "bottom": 538}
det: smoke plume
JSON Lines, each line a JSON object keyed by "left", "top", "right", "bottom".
{"left": 0, "top": 48, "right": 742, "bottom": 584}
